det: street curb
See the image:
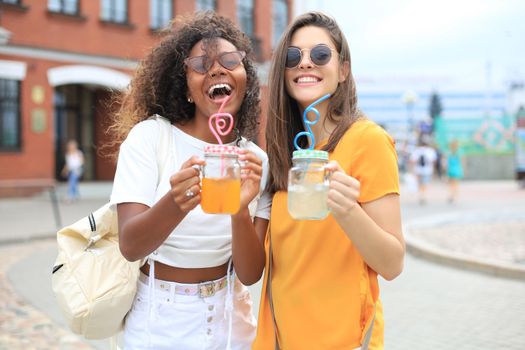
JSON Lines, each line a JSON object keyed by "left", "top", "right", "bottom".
{"left": 404, "top": 225, "right": 525, "bottom": 281}
{"left": 405, "top": 233, "right": 525, "bottom": 281}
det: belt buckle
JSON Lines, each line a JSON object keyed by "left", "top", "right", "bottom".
{"left": 198, "top": 281, "right": 216, "bottom": 298}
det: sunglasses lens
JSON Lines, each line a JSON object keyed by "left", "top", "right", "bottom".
{"left": 286, "top": 48, "right": 302, "bottom": 68}
{"left": 220, "top": 52, "right": 243, "bottom": 70}
{"left": 186, "top": 51, "right": 244, "bottom": 73}
{"left": 311, "top": 45, "right": 332, "bottom": 66}
{"left": 187, "top": 56, "right": 208, "bottom": 74}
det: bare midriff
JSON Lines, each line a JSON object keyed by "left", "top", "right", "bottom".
{"left": 140, "top": 260, "right": 229, "bottom": 283}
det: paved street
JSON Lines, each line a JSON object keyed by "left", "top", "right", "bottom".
{"left": 382, "top": 180, "right": 525, "bottom": 349}
{"left": 0, "top": 180, "right": 524, "bottom": 349}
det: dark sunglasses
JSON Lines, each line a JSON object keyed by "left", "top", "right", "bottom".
{"left": 286, "top": 44, "right": 336, "bottom": 69}
{"left": 184, "top": 51, "right": 246, "bottom": 74}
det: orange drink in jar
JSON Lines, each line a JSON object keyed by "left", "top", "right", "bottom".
{"left": 201, "top": 178, "right": 241, "bottom": 214}
{"left": 201, "top": 145, "right": 241, "bottom": 214}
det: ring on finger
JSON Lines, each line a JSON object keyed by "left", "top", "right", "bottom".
{"left": 185, "top": 189, "right": 195, "bottom": 198}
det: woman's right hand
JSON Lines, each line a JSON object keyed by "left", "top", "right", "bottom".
{"left": 169, "top": 156, "right": 205, "bottom": 212}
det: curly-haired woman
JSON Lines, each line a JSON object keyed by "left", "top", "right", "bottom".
{"left": 109, "top": 12, "right": 268, "bottom": 349}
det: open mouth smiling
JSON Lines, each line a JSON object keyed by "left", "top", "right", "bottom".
{"left": 207, "top": 83, "right": 233, "bottom": 100}
{"left": 294, "top": 76, "right": 322, "bottom": 83}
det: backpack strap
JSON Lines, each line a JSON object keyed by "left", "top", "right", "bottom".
{"left": 88, "top": 115, "right": 173, "bottom": 244}
{"left": 360, "top": 304, "right": 376, "bottom": 350}
{"left": 143, "top": 114, "right": 175, "bottom": 268}
{"left": 267, "top": 224, "right": 281, "bottom": 350}
{"left": 84, "top": 212, "right": 102, "bottom": 250}
{"left": 150, "top": 114, "right": 175, "bottom": 184}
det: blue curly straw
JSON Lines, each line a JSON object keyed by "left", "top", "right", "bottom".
{"left": 293, "top": 94, "right": 331, "bottom": 150}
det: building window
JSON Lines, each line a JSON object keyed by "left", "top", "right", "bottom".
{"left": 272, "top": 0, "right": 287, "bottom": 47}
{"left": 196, "top": 0, "right": 215, "bottom": 11}
{"left": 237, "top": 0, "right": 254, "bottom": 37}
{"left": 101, "top": 0, "right": 128, "bottom": 24}
{"left": 48, "top": 0, "right": 79, "bottom": 16}
{"left": 150, "top": 0, "right": 172, "bottom": 30}
{"left": 0, "top": 79, "right": 21, "bottom": 151}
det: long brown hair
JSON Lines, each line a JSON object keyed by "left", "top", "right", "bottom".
{"left": 266, "top": 11, "right": 363, "bottom": 193}
{"left": 107, "top": 11, "right": 260, "bottom": 156}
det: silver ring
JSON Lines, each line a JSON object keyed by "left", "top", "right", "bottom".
{"left": 185, "top": 189, "right": 195, "bottom": 198}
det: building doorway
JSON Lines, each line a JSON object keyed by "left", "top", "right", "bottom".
{"left": 54, "top": 83, "right": 121, "bottom": 181}
{"left": 54, "top": 85, "right": 93, "bottom": 181}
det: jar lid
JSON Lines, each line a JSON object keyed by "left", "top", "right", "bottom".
{"left": 204, "top": 145, "right": 241, "bottom": 155}
{"left": 292, "top": 149, "right": 329, "bottom": 160}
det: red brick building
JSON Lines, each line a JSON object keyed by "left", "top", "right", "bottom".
{"left": 0, "top": 0, "right": 291, "bottom": 184}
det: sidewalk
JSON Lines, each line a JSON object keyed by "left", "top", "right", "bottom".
{"left": 0, "top": 179, "right": 524, "bottom": 349}
{"left": 2, "top": 180, "right": 524, "bottom": 277}
{"left": 0, "top": 182, "right": 112, "bottom": 350}
{"left": 2, "top": 180, "right": 524, "bottom": 266}
{"left": 0, "top": 182, "right": 112, "bottom": 244}
{"left": 400, "top": 179, "right": 525, "bottom": 279}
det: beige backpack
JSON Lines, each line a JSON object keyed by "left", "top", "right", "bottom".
{"left": 52, "top": 115, "right": 173, "bottom": 339}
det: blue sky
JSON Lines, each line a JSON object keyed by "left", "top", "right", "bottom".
{"left": 294, "top": 0, "right": 525, "bottom": 91}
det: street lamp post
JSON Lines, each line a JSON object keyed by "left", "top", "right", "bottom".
{"left": 402, "top": 89, "right": 418, "bottom": 142}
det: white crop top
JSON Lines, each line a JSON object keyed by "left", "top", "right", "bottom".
{"left": 110, "top": 119, "right": 271, "bottom": 268}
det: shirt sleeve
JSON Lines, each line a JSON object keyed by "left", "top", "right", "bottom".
{"left": 254, "top": 189, "right": 272, "bottom": 220}
{"left": 242, "top": 141, "right": 271, "bottom": 220}
{"left": 351, "top": 123, "right": 400, "bottom": 203}
{"left": 110, "top": 120, "right": 160, "bottom": 207}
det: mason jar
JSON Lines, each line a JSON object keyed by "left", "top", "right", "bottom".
{"left": 201, "top": 145, "right": 241, "bottom": 214}
{"left": 288, "top": 149, "right": 330, "bottom": 220}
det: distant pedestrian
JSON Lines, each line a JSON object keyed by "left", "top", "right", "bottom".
{"left": 397, "top": 139, "right": 412, "bottom": 174}
{"left": 435, "top": 147, "right": 444, "bottom": 179}
{"left": 446, "top": 139, "right": 464, "bottom": 203}
{"left": 61, "top": 139, "right": 83, "bottom": 203}
{"left": 410, "top": 135, "right": 437, "bottom": 204}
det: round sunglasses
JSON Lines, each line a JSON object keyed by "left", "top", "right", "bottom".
{"left": 184, "top": 51, "right": 246, "bottom": 74}
{"left": 286, "top": 44, "right": 336, "bottom": 69}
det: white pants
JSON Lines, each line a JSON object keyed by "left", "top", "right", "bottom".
{"left": 123, "top": 274, "right": 256, "bottom": 350}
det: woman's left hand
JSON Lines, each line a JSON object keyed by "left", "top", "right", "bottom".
{"left": 325, "top": 161, "right": 361, "bottom": 219}
{"left": 238, "top": 149, "right": 263, "bottom": 209}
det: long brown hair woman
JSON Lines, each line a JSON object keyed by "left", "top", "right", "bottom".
{"left": 253, "top": 12, "right": 405, "bottom": 349}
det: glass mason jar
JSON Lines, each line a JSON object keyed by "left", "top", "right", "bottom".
{"left": 201, "top": 145, "right": 241, "bottom": 214}
{"left": 288, "top": 149, "right": 330, "bottom": 220}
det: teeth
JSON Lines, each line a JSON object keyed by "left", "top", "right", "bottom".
{"left": 297, "top": 77, "right": 319, "bottom": 83}
{"left": 208, "top": 83, "right": 232, "bottom": 97}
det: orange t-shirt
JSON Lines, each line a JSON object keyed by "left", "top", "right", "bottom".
{"left": 252, "top": 119, "right": 399, "bottom": 350}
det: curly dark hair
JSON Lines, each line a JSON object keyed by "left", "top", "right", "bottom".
{"left": 108, "top": 11, "right": 261, "bottom": 152}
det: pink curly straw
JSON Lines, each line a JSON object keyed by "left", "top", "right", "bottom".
{"left": 209, "top": 95, "right": 234, "bottom": 144}
{"left": 208, "top": 96, "right": 235, "bottom": 177}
